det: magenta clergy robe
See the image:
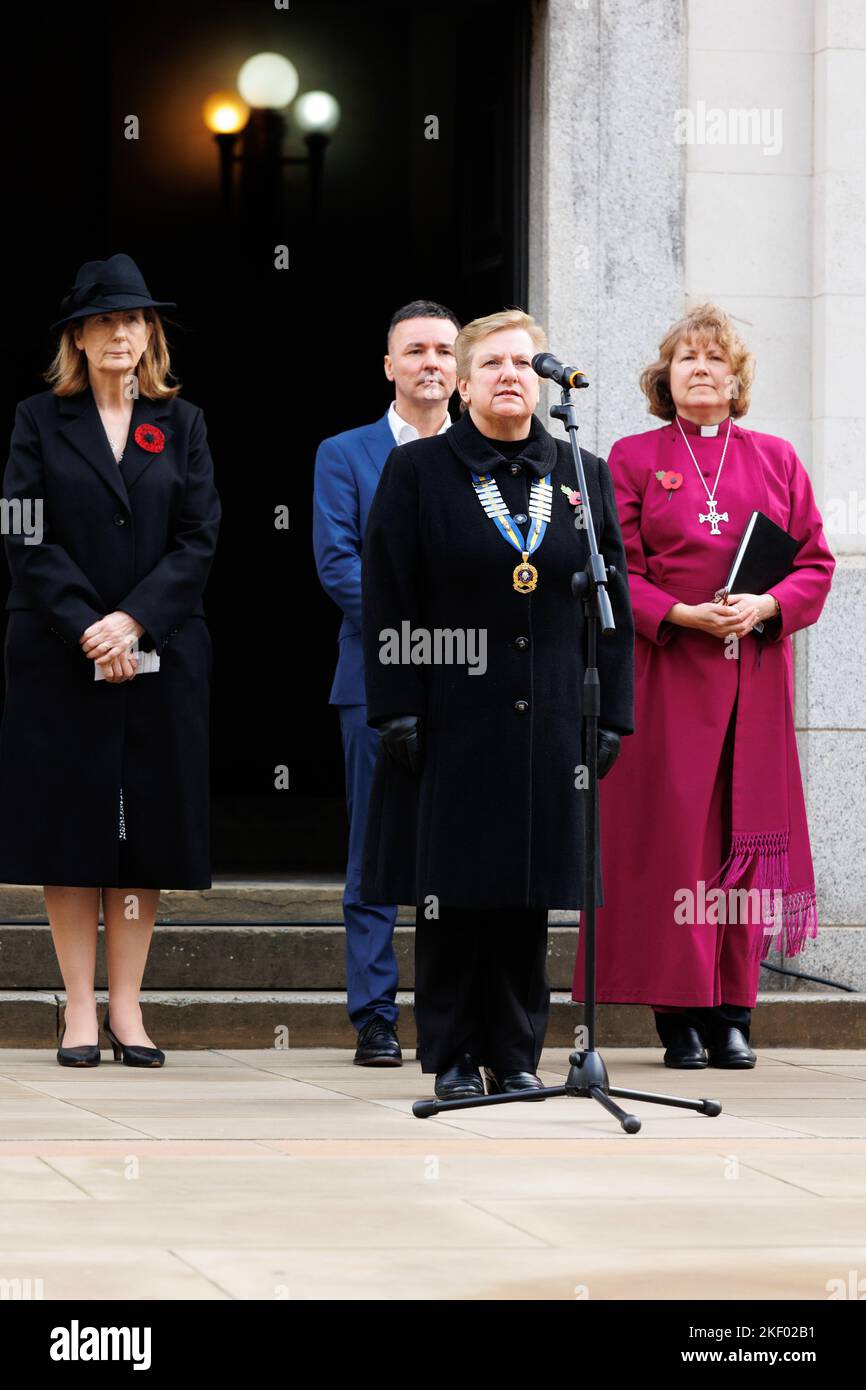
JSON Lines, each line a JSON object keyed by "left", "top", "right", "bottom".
{"left": 572, "top": 415, "right": 835, "bottom": 1008}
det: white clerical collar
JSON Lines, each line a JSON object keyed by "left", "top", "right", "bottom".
{"left": 675, "top": 414, "right": 731, "bottom": 439}
{"left": 388, "top": 399, "right": 452, "bottom": 446}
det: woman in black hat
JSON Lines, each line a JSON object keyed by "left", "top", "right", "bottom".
{"left": 361, "top": 309, "right": 634, "bottom": 1099}
{"left": 0, "top": 253, "right": 221, "bottom": 1067}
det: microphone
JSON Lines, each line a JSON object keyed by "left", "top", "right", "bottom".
{"left": 532, "top": 353, "right": 589, "bottom": 389}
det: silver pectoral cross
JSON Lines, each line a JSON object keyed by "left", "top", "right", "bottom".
{"left": 699, "top": 498, "right": 729, "bottom": 535}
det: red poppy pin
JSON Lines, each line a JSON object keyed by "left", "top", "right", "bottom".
{"left": 655, "top": 468, "right": 683, "bottom": 500}
{"left": 134, "top": 424, "right": 165, "bottom": 454}
{"left": 560, "top": 484, "right": 583, "bottom": 506}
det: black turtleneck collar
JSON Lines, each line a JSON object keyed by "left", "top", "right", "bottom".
{"left": 446, "top": 408, "right": 558, "bottom": 477}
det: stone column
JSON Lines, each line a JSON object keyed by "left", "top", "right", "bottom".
{"left": 528, "top": 0, "right": 686, "bottom": 453}
{"left": 801, "top": 0, "right": 866, "bottom": 980}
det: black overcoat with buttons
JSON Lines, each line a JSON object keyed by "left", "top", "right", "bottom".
{"left": 360, "top": 408, "right": 635, "bottom": 910}
{"left": 0, "top": 385, "right": 220, "bottom": 888}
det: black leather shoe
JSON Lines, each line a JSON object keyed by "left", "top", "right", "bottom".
{"left": 484, "top": 1068, "right": 546, "bottom": 1099}
{"left": 353, "top": 1016, "right": 402, "bottom": 1067}
{"left": 434, "top": 1054, "right": 484, "bottom": 1099}
{"left": 706, "top": 1026, "right": 756, "bottom": 1069}
{"left": 103, "top": 1012, "right": 165, "bottom": 1067}
{"left": 56, "top": 1027, "right": 101, "bottom": 1068}
{"left": 663, "top": 1025, "right": 708, "bottom": 1069}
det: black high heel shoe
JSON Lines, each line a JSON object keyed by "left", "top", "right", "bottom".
{"left": 56, "top": 1011, "right": 100, "bottom": 1067}
{"left": 103, "top": 1011, "right": 165, "bottom": 1067}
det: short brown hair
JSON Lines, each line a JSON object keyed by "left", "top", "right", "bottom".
{"left": 639, "top": 302, "right": 755, "bottom": 420}
{"left": 44, "top": 309, "right": 180, "bottom": 398}
{"left": 455, "top": 308, "right": 548, "bottom": 381}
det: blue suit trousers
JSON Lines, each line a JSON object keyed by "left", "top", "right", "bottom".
{"left": 338, "top": 704, "right": 399, "bottom": 1029}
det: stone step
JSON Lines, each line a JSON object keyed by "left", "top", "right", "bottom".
{"left": 0, "top": 922, "right": 850, "bottom": 993}
{"left": 0, "top": 879, "right": 388, "bottom": 924}
{"left": 0, "top": 923, "right": 575, "bottom": 990}
{"left": 3, "top": 990, "right": 865, "bottom": 1049}
{"left": 3, "top": 881, "right": 861, "bottom": 990}
{"left": 0, "top": 879, "right": 590, "bottom": 926}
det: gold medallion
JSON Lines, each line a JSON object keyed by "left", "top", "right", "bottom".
{"left": 513, "top": 551, "right": 538, "bottom": 593}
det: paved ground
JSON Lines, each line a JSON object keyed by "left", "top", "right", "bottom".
{"left": 1, "top": 1046, "right": 865, "bottom": 1301}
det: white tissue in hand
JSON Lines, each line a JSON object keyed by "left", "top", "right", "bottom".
{"left": 94, "top": 639, "right": 161, "bottom": 680}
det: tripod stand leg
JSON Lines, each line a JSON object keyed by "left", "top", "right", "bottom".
{"left": 589, "top": 1085, "right": 641, "bottom": 1134}
{"left": 608, "top": 1085, "right": 722, "bottom": 1117}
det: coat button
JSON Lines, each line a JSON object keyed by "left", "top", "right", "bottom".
{"left": 113, "top": 514, "right": 126, "bottom": 526}
{"left": 514, "top": 699, "right": 529, "bottom": 713}
{"left": 513, "top": 512, "right": 528, "bottom": 524}
{"left": 514, "top": 636, "right": 529, "bottom": 650}
{"left": 509, "top": 463, "right": 522, "bottom": 476}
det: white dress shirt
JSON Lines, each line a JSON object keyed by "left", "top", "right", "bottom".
{"left": 388, "top": 400, "right": 452, "bottom": 446}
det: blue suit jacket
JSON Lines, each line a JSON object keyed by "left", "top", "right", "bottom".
{"left": 313, "top": 411, "right": 397, "bottom": 706}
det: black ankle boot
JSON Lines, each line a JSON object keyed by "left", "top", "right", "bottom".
{"left": 706, "top": 1026, "right": 756, "bottom": 1069}
{"left": 654, "top": 1012, "right": 708, "bottom": 1069}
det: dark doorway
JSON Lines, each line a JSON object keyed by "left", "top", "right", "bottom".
{"left": 3, "top": 0, "right": 530, "bottom": 872}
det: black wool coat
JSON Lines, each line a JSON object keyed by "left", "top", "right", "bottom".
{"left": 360, "top": 408, "right": 635, "bottom": 911}
{"left": 0, "top": 385, "right": 221, "bottom": 888}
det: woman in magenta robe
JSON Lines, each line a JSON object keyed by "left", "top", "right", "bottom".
{"left": 572, "top": 303, "right": 835, "bottom": 1069}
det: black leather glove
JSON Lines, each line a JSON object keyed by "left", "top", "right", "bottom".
{"left": 597, "top": 727, "right": 622, "bottom": 780}
{"left": 376, "top": 715, "right": 422, "bottom": 774}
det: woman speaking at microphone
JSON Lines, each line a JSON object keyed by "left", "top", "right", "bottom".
{"left": 360, "top": 309, "right": 634, "bottom": 1100}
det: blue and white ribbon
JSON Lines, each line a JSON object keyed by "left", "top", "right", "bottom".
{"left": 470, "top": 470, "right": 552, "bottom": 557}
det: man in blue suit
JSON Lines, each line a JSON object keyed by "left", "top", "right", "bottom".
{"left": 313, "top": 300, "right": 461, "bottom": 1064}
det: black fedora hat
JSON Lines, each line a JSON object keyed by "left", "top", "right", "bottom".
{"left": 50, "top": 252, "right": 175, "bottom": 331}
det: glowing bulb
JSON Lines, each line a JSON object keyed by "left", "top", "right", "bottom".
{"left": 238, "top": 53, "right": 299, "bottom": 110}
{"left": 202, "top": 91, "right": 250, "bottom": 134}
{"left": 293, "top": 90, "right": 341, "bottom": 136}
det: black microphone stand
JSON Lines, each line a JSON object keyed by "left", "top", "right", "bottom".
{"left": 413, "top": 379, "right": 722, "bottom": 1132}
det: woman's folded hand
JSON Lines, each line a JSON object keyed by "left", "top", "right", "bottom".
{"left": 377, "top": 715, "right": 422, "bottom": 774}
{"left": 674, "top": 600, "right": 757, "bottom": 637}
{"left": 598, "top": 728, "right": 622, "bottom": 779}
{"left": 101, "top": 650, "right": 139, "bottom": 683}
{"left": 80, "top": 610, "right": 146, "bottom": 672}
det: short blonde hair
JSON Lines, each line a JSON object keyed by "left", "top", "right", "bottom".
{"left": 455, "top": 308, "right": 548, "bottom": 381}
{"left": 44, "top": 310, "right": 181, "bottom": 398}
{"left": 640, "top": 302, "right": 755, "bottom": 420}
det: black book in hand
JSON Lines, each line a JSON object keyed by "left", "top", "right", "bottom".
{"left": 715, "top": 510, "right": 800, "bottom": 634}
